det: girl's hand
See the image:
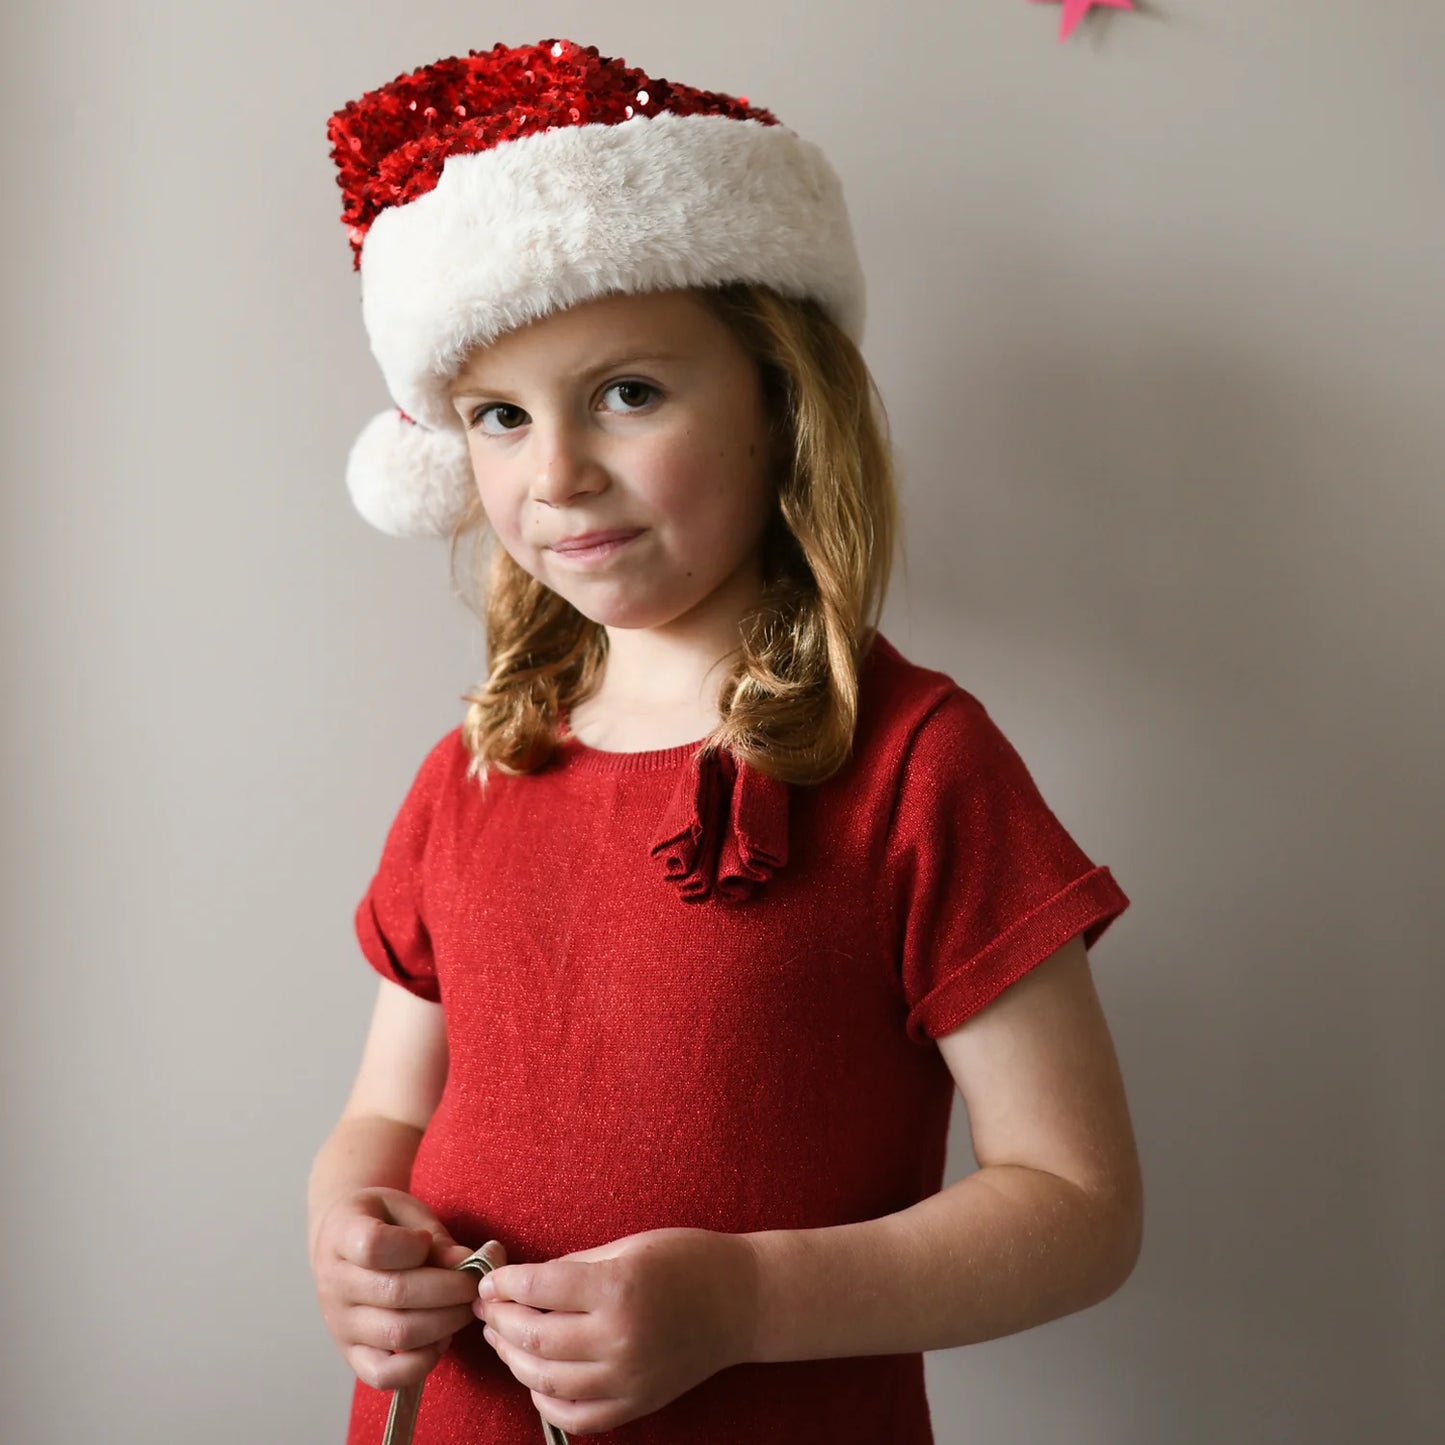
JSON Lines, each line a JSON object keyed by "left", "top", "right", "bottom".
{"left": 309, "top": 1186, "right": 502, "bottom": 1391}
{"left": 473, "top": 1226, "right": 758, "bottom": 1436}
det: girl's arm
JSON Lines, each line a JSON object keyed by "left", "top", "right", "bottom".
{"left": 308, "top": 1114, "right": 427, "bottom": 1260}
{"left": 742, "top": 932, "right": 1143, "bottom": 1362}
{"left": 307, "top": 978, "right": 450, "bottom": 1260}
{"left": 307, "top": 982, "right": 482, "bottom": 1392}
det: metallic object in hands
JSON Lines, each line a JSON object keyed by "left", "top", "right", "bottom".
{"left": 382, "top": 1244, "right": 568, "bottom": 1445}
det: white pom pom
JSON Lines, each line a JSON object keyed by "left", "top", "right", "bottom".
{"left": 344, "top": 408, "right": 474, "bottom": 538}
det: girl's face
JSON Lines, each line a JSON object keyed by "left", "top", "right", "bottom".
{"left": 448, "top": 290, "right": 779, "bottom": 636}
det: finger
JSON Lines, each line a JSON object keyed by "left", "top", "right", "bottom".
{"left": 532, "top": 1390, "right": 631, "bottom": 1441}
{"left": 474, "top": 1238, "right": 509, "bottom": 1269}
{"left": 345, "top": 1193, "right": 468, "bottom": 1270}
{"left": 403, "top": 1234, "right": 505, "bottom": 1282}
{"left": 340, "top": 1258, "right": 480, "bottom": 1311}
{"left": 479, "top": 1301, "right": 596, "bottom": 1362}
{"left": 348, "top": 1339, "right": 449, "bottom": 1392}
{"left": 483, "top": 1326, "right": 614, "bottom": 1402}
{"left": 430, "top": 1239, "right": 484, "bottom": 1270}
{"left": 552, "top": 1238, "right": 631, "bottom": 1263}
{"left": 481, "top": 1258, "right": 596, "bottom": 1312}
{"left": 423, "top": 1223, "right": 495, "bottom": 1269}
{"left": 349, "top": 1302, "right": 478, "bottom": 1355}
{"left": 448, "top": 1236, "right": 508, "bottom": 1275}
{"left": 340, "top": 1215, "right": 435, "bottom": 1272}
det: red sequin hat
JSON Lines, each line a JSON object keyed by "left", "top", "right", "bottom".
{"left": 326, "top": 38, "right": 867, "bottom": 537}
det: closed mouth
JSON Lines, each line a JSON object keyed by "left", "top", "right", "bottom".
{"left": 551, "top": 529, "right": 643, "bottom": 553}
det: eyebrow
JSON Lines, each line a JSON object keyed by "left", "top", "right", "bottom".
{"left": 448, "top": 349, "right": 689, "bottom": 402}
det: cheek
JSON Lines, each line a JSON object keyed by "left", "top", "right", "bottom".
{"left": 471, "top": 480, "right": 548, "bottom": 582}
{"left": 650, "top": 436, "right": 773, "bottom": 538}
{"left": 471, "top": 471, "right": 522, "bottom": 544}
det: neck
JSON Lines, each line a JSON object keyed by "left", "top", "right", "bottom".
{"left": 591, "top": 559, "right": 764, "bottom": 714}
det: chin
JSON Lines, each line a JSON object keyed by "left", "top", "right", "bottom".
{"left": 570, "top": 601, "right": 674, "bottom": 630}
{"left": 561, "top": 586, "right": 707, "bottom": 633}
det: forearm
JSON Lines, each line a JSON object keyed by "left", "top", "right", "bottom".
{"left": 306, "top": 1112, "right": 425, "bottom": 1261}
{"left": 741, "top": 1165, "right": 1142, "bottom": 1363}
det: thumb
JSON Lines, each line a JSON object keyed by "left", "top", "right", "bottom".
{"left": 429, "top": 1236, "right": 470, "bottom": 1268}
{"left": 468, "top": 1237, "right": 510, "bottom": 1272}
{"left": 420, "top": 1222, "right": 470, "bottom": 1268}
{"left": 461, "top": 1237, "right": 509, "bottom": 1284}
{"left": 366, "top": 1191, "right": 466, "bottom": 1259}
{"left": 435, "top": 1234, "right": 509, "bottom": 1272}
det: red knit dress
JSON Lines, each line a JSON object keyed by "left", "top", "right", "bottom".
{"left": 343, "top": 632, "right": 1130, "bottom": 1444}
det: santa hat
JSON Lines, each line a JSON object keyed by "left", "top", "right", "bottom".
{"left": 326, "top": 38, "right": 867, "bottom": 538}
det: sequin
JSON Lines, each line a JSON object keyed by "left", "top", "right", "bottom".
{"left": 325, "top": 38, "right": 780, "bottom": 270}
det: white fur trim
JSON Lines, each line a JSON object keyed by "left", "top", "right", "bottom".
{"left": 344, "top": 408, "right": 474, "bottom": 538}
{"left": 358, "top": 111, "right": 867, "bottom": 434}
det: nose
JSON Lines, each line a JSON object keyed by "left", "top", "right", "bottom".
{"left": 529, "top": 414, "right": 607, "bottom": 507}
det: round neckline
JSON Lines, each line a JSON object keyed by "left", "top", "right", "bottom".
{"left": 548, "top": 632, "right": 893, "bottom": 776}
{"left": 557, "top": 708, "right": 712, "bottom": 774}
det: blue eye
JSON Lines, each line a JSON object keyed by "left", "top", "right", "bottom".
{"left": 468, "top": 380, "right": 660, "bottom": 434}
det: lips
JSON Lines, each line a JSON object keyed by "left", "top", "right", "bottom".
{"left": 551, "top": 528, "right": 643, "bottom": 553}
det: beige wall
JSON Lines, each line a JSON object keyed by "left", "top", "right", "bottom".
{"left": 2, "top": 2, "right": 1439, "bottom": 1440}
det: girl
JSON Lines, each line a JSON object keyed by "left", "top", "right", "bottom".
{"left": 308, "top": 38, "right": 1142, "bottom": 1445}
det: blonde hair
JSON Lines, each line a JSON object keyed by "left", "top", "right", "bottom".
{"left": 447, "top": 281, "right": 899, "bottom": 788}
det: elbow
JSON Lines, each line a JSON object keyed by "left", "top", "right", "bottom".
{"left": 1097, "top": 1178, "right": 1145, "bottom": 1298}
{"left": 1068, "top": 1160, "right": 1143, "bottom": 1301}
{"left": 1107, "top": 1217, "right": 1143, "bottom": 1298}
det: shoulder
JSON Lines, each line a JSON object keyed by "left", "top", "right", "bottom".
{"left": 833, "top": 633, "right": 1015, "bottom": 857}
{"left": 859, "top": 632, "right": 997, "bottom": 766}
{"left": 856, "top": 634, "right": 1058, "bottom": 855}
{"left": 377, "top": 724, "right": 473, "bottom": 830}
{"left": 402, "top": 723, "right": 470, "bottom": 795}
{"left": 427, "top": 723, "right": 470, "bottom": 777}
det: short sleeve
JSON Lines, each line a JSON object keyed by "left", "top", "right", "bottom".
{"left": 353, "top": 731, "right": 459, "bottom": 1004}
{"left": 884, "top": 688, "right": 1130, "bottom": 1045}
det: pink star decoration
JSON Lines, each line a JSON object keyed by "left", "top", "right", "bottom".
{"left": 1033, "top": 0, "right": 1137, "bottom": 43}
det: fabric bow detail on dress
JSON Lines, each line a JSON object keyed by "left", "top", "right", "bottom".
{"left": 649, "top": 747, "right": 790, "bottom": 904}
